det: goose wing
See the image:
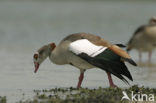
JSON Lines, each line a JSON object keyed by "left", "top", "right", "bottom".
{"left": 69, "top": 39, "right": 135, "bottom": 84}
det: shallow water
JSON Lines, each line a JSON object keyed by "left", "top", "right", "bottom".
{"left": 0, "top": 1, "right": 156, "bottom": 102}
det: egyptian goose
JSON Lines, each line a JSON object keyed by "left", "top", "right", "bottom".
{"left": 127, "top": 17, "right": 156, "bottom": 63}
{"left": 33, "top": 33, "right": 137, "bottom": 88}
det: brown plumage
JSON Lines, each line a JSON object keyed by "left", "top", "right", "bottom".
{"left": 63, "top": 33, "right": 131, "bottom": 59}
{"left": 33, "top": 32, "right": 136, "bottom": 88}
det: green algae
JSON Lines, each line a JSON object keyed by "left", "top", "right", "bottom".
{"left": 17, "top": 85, "right": 156, "bottom": 103}
{"left": 0, "top": 96, "right": 6, "bottom": 103}
{"left": 1, "top": 85, "right": 156, "bottom": 103}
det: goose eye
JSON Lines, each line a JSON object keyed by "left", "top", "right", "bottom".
{"left": 34, "top": 54, "right": 38, "bottom": 60}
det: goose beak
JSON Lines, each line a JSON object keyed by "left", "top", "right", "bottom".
{"left": 34, "top": 62, "right": 40, "bottom": 73}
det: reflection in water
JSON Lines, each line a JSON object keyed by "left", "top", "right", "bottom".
{"left": 137, "top": 62, "right": 156, "bottom": 67}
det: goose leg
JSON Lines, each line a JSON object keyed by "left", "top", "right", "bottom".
{"left": 106, "top": 72, "right": 117, "bottom": 88}
{"left": 148, "top": 51, "right": 152, "bottom": 63}
{"left": 77, "top": 71, "right": 84, "bottom": 88}
{"left": 139, "top": 51, "right": 142, "bottom": 63}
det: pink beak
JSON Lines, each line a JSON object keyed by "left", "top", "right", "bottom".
{"left": 34, "top": 62, "right": 40, "bottom": 73}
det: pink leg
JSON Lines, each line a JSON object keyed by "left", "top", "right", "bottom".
{"left": 139, "top": 51, "right": 142, "bottom": 63}
{"left": 148, "top": 51, "right": 152, "bottom": 63}
{"left": 106, "top": 72, "right": 117, "bottom": 88}
{"left": 77, "top": 72, "right": 84, "bottom": 88}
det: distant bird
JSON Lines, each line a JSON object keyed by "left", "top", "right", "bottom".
{"left": 33, "top": 33, "right": 137, "bottom": 88}
{"left": 127, "top": 17, "right": 156, "bottom": 63}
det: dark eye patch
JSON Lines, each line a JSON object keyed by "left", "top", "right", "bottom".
{"left": 34, "top": 54, "right": 38, "bottom": 59}
{"left": 151, "top": 19, "right": 156, "bottom": 22}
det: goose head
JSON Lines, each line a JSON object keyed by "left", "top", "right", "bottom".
{"left": 149, "top": 16, "right": 156, "bottom": 25}
{"left": 33, "top": 43, "right": 56, "bottom": 73}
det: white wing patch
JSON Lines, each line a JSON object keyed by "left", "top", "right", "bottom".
{"left": 69, "top": 39, "right": 107, "bottom": 57}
